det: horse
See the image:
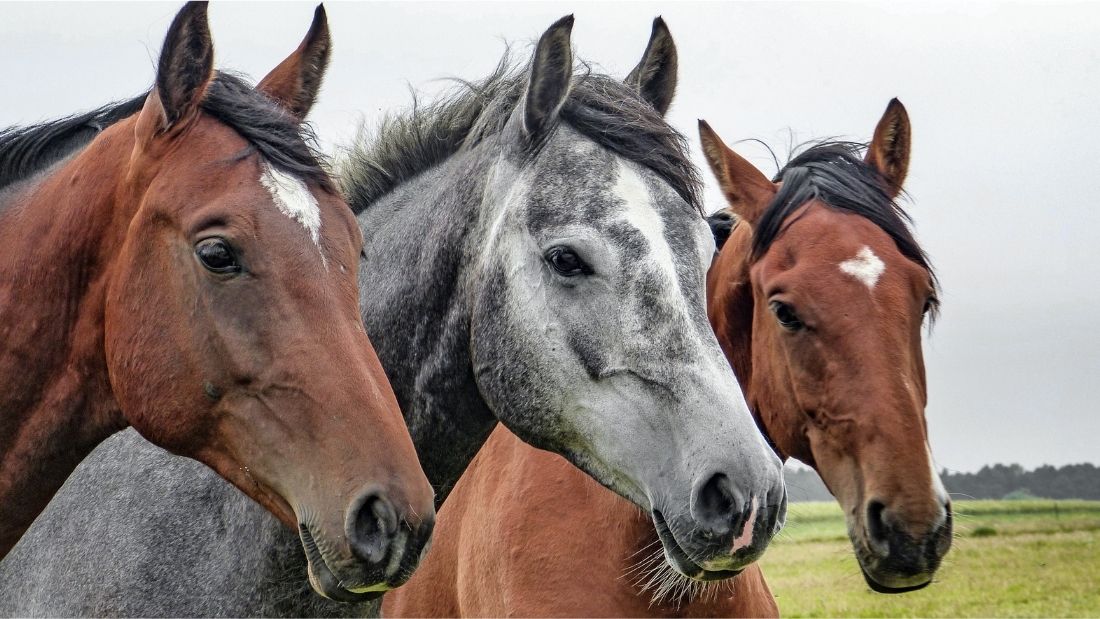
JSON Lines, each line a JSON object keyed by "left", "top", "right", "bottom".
{"left": 0, "top": 2, "right": 434, "bottom": 604}
{"left": 0, "top": 14, "right": 786, "bottom": 617}
{"left": 382, "top": 99, "right": 953, "bottom": 616}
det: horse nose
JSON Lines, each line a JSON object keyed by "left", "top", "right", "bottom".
{"left": 767, "top": 483, "right": 788, "bottom": 536}
{"left": 345, "top": 489, "right": 399, "bottom": 565}
{"left": 690, "top": 472, "right": 744, "bottom": 537}
{"left": 866, "top": 499, "right": 892, "bottom": 557}
{"left": 865, "top": 497, "right": 951, "bottom": 560}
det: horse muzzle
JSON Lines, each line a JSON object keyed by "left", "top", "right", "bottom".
{"left": 854, "top": 499, "right": 953, "bottom": 593}
{"left": 298, "top": 488, "right": 436, "bottom": 602}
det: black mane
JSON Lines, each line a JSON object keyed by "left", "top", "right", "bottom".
{"left": 0, "top": 97, "right": 145, "bottom": 191}
{"left": 340, "top": 55, "right": 702, "bottom": 214}
{"left": 0, "top": 72, "right": 332, "bottom": 193}
{"left": 707, "top": 210, "right": 737, "bottom": 250}
{"left": 753, "top": 141, "right": 938, "bottom": 306}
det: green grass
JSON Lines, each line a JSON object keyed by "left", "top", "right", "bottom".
{"left": 760, "top": 500, "right": 1100, "bottom": 617}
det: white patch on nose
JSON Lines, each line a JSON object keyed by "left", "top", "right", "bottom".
{"left": 260, "top": 162, "right": 324, "bottom": 261}
{"left": 731, "top": 496, "right": 759, "bottom": 553}
{"left": 839, "top": 245, "right": 885, "bottom": 289}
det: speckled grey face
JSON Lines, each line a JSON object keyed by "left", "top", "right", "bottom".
{"left": 469, "top": 126, "right": 784, "bottom": 578}
{"left": 459, "top": 14, "right": 787, "bottom": 579}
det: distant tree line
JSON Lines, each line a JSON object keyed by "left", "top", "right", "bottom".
{"left": 782, "top": 462, "right": 1100, "bottom": 502}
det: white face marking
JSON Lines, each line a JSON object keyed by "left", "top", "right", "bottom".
{"left": 839, "top": 245, "right": 886, "bottom": 289}
{"left": 730, "top": 496, "right": 758, "bottom": 553}
{"left": 614, "top": 161, "right": 685, "bottom": 301}
{"left": 927, "top": 442, "right": 949, "bottom": 505}
{"left": 259, "top": 162, "right": 324, "bottom": 261}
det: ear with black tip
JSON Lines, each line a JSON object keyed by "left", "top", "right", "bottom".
{"left": 149, "top": 1, "right": 214, "bottom": 131}
{"left": 523, "top": 15, "right": 574, "bottom": 139}
{"left": 865, "top": 98, "right": 911, "bottom": 198}
{"left": 257, "top": 4, "right": 331, "bottom": 120}
{"left": 625, "top": 17, "right": 678, "bottom": 116}
{"left": 698, "top": 120, "right": 776, "bottom": 226}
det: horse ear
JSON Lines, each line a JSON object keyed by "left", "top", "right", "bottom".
{"left": 865, "top": 98, "right": 911, "bottom": 198}
{"left": 625, "top": 17, "right": 677, "bottom": 116}
{"left": 257, "top": 4, "right": 331, "bottom": 121}
{"left": 523, "top": 15, "right": 574, "bottom": 139}
{"left": 698, "top": 120, "right": 776, "bottom": 226}
{"left": 138, "top": 1, "right": 214, "bottom": 138}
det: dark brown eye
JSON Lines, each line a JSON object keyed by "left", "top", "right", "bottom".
{"left": 769, "top": 300, "right": 804, "bottom": 331}
{"left": 195, "top": 238, "right": 240, "bottom": 275}
{"left": 546, "top": 246, "right": 589, "bottom": 277}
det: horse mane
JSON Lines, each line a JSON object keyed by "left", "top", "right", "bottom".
{"left": 0, "top": 97, "right": 145, "bottom": 191}
{"left": 706, "top": 209, "right": 738, "bottom": 250}
{"left": 753, "top": 141, "right": 939, "bottom": 314}
{"left": 339, "top": 53, "right": 702, "bottom": 215}
{"left": 0, "top": 72, "right": 332, "bottom": 193}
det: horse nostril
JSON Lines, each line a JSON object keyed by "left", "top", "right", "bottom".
{"left": 693, "top": 472, "right": 742, "bottom": 536}
{"left": 866, "top": 499, "right": 890, "bottom": 554}
{"left": 770, "top": 485, "right": 789, "bottom": 535}
{"left": 346, "top": 490, "right": 398, "bottom": 565}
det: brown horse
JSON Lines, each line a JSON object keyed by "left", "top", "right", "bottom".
{"left": 0, "top": 3, "right": 434, "bottom": 601}
{"left": 384, "top": 99, "right": 951, "bottom": 616}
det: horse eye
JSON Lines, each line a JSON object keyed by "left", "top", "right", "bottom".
{"left": 922, "top": 296, "right": 938, "bottom": 316}
{"left": 769, "top": 300, "right": 804, "bottom": 331}
{"left": 546, "top": 246, "right": 589, "bottom": 277}
{"left": 195, "top": 238, "right": 241, "bottom": 275}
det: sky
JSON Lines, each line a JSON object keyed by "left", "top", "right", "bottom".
{"left": 2, "top": 2, "right": 1097, "bottom": 474}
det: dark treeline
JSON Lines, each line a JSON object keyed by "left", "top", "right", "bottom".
{"left": 783, "top": 462, "right": 1100, "bottom": 503}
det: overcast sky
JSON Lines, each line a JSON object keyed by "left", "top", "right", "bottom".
{"left": 2, "top": 2, "right": 1097, "bottom": 474}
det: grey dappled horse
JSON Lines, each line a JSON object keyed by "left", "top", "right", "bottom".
{"left": 0, "top": 17, "right": 785, "bottom": 616}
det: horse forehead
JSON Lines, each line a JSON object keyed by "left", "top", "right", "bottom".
{"left": 527, "top": 137, "right": 703, "bottom": 239}
{"left": 783, "top": 207, "right": 902, "bottom": 273}
{"left": 609, "top": 160, "right": 703, "bottom": 253}
{"left": 839, "top": 246, "right": 886, "bottom": 290}
{"left": 258, "top": 163, "right": 322, "bottom": 249}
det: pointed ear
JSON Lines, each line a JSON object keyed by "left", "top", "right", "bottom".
{"left": 625, "top": 17, "right": 677, "bottom": 116}
{"left": 137, "top": 1, "right": 214, "bottom": 139}
{"left": 523, "top": 15, "right": 574, "bottom": 139}
{"left": 698, "top": 120, "right": 776, "bottom": 226}
{"left": 865, "top": 98, "right": 911, "bottom": 198}
{"left": 257, "top": 4, "right": 331, "bottom": 121}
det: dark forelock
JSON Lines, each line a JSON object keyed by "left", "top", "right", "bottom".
{"left": 752, "top": 141, "right": 938, "bottom": 304}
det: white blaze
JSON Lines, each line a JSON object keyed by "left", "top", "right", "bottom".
{"left": 927, "top": 442, "right": 949, "bottom": 505}
{"left": 839, "top": 245, "right": 885, "bottom": 289}
{"left": 260, "top": 162, "right": 323, "bottom": 256}
{"left": 614, "top": 161, "right": 684, "bottom": 300}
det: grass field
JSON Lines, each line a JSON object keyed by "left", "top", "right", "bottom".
{"left": 759, "top": 500, "right": 1100, "bottom": 617}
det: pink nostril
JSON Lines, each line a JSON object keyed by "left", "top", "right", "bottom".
{"left": 730, "top": 496, "right": 758, "bottom": 553}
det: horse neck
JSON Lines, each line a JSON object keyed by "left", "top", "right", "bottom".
{"left": 0, "top": 118, "right": 137, "bottom": 555}
{"left": 357, "top": 143, "right": 501, "bottom": 506}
